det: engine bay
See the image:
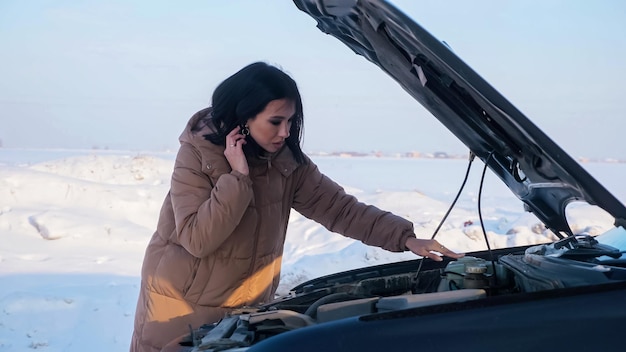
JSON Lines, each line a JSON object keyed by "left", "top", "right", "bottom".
{"left": 170, "top": 233, "right": 626, "bottom": 352}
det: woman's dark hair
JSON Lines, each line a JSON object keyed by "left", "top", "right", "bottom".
{"left": 204, "top": 62, "right": 305, "bottom": 164}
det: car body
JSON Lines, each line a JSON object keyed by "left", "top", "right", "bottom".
{"left": 166, "top": 1, "right": 626, "bottom": 351}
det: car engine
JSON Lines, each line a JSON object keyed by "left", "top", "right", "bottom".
{"left": 163, "top": 231, "right": 626, "bottom": 352}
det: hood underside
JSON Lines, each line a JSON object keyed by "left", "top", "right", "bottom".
{"left": 294, "top": 0, "right": 626, "bottom": 235}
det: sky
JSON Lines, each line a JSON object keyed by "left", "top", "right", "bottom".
{"left": 1, "top": 0, "right": 625, "bottom": 158}
{"left": 1, "top": 149, "right": 624, "bottom": 350}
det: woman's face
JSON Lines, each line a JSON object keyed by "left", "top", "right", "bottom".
{"left": 247, "top": 98, "right": 295, "bottom": 153}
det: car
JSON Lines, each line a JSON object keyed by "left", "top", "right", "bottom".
{"left": 165, "top": 1, "right": 626, "bottom": 351}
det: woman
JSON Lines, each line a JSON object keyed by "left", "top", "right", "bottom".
{"left": 130, "top": 62, "right": 463, "bottom": 351}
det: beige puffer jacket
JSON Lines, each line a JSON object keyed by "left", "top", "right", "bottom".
{"left": 130, "top": 108, "right": 416, "bottom": 351}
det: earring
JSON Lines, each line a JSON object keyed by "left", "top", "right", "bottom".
{"left": 240, "top": 124, "right": 250, "bottom": 136}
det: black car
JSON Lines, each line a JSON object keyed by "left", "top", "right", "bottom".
{"left": 166, "top": 1, "right": 626, "bottom": 351}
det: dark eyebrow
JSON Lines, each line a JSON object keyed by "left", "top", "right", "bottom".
{"left": 269, "top": 115, "right": 294, "bottom": 120}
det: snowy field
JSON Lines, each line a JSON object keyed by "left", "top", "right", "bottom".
{"left": 0, "top": 148, "right": 624, "bottom": 351}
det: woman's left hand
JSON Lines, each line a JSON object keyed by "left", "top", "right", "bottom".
{"left": 405, "top": 237, "right": 464, "bottom": 262}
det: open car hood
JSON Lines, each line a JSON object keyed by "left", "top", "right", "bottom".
{"left": 294, "top": 0, "right": 626, "bottom": 236}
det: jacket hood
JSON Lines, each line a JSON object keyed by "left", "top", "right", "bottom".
{"left": 179, "top": 107, "right": 300, "bottom": 178}
{"left": 179, "top": 107, "right": 214, "bottom": 147}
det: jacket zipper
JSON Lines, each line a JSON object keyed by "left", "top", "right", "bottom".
{"left": 244, "top": 154, "right": 275, "bottom": 304}
{"left": 244, "top": 159, "right": 270, "bottom": 304}
{"left": 244, "top": 223, "right": 261, "bottom": 305}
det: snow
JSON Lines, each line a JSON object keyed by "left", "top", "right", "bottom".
{"left": 0, "top": 148, "right": 623, "bottom": 351}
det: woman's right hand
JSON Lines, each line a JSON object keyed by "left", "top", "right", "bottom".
{"left": 224, "top": 126, "right": 249, "bottom": 175}
{"left": 405, "top": 237, "right": 464, "bottom": 262}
